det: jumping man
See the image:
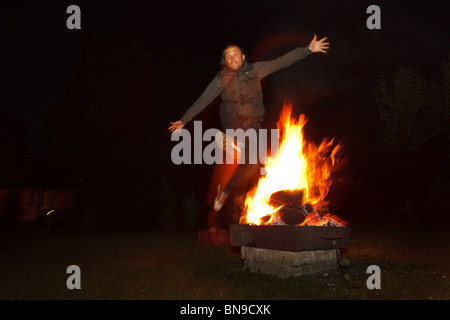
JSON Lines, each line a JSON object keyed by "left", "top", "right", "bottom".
{"left": 168, "top": 34, "right": 330, "bottom": 212}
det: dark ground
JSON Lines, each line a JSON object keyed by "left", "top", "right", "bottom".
{"left": 1, "top": 218, "right": 449, "bottom": 301}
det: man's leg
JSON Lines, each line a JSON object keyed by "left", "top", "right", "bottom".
{"left": 214, "top": 125, "right": 262, "bottom": 211}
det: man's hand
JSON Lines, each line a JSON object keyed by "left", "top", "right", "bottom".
{"left": 168, "top": 120, "right": 185, "bottom": 132}
{"left": 308, "top": 34, "right": 330, "bottom": 53}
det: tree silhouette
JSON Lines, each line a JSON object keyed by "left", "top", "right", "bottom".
{"left": 373, "top": 53, "right": 450, "bottom": 154}
{"left": 372, "top": 53, "right": 450, "bottom": 220}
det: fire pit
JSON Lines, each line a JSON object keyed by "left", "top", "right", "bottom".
{"left": 230, "top": 224, "right": 350, "bottom": 252}
{"left": 229, "top": 103, "right": 350, "bottom": 278}
{"left": 230, "top": 225, "right": 350, "bottom": 278}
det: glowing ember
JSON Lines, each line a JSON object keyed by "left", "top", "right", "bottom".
{"left": 241, "top": 102, "right": 347, "bottom": 226}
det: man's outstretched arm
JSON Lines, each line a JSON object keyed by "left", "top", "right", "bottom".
{"left": 168, "top": 76, "right": 220, "bottom": 132}
{"left": 256, "top": 34, "right": 330, "bottom": 79}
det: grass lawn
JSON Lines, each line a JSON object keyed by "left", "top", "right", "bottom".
{"left": 1, "top": 220, "right": 450, "bottom": 300}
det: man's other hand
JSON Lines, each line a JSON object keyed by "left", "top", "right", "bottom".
{"left": 168, "top": 120, "right": 185, "bottom": 132}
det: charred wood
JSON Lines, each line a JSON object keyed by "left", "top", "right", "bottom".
{"left": 278, "top": 206, "right": 305, "bottom": 225}
{"left": 268, "top": 190, "right": 304, "bottom": 210}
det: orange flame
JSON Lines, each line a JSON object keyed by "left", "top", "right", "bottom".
{"left": 242, "top": 102, "right": 346, "bottom": 226}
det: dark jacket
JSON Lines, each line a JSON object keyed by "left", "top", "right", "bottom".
{"left": 180, "top": 46, "right": 312, "bottom": 130}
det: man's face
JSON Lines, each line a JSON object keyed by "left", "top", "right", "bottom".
{"left": 224, "top": 46, "right": 245, "bottom": 71}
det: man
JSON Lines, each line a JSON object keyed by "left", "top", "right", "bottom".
{"left": 169, "top": 34, "right": 330, "bottom": 212}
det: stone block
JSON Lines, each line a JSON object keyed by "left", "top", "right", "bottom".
{"left": 241, "top": 246, "right": 338, "bottom": 278}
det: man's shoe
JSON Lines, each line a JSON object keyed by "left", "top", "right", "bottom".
{"left": 214, "top": 184, "right": 228, "bottom": 211}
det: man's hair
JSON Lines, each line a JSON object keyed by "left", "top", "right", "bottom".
{"left": 220, "top": 44, "right": 245, "bottom": 66}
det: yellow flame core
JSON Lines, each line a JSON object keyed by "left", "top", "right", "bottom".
{"left": 243, "top": 102, "right": 341, "bottom": 225}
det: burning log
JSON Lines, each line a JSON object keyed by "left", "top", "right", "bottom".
{"left": 260, "top": 214, "right": 272, "bottom": 225}
{"left": 313, "top": 203, "right": 329, "bottom": 217}
{"left": 266, "top": 190, "right": 319, "bottom": 225}
{"left": 267, "top": 190, "right": 306, "bottom": 225}
{"left": 278, "top": 206, "right": 305, "bottom": 225}
{"left": 268, "top": 190, "right": 304, "bottom": 210}
{"left": 302, "top": 202, "right": 314, "bottom": 215}
{"left": 256, "top": 189, "right": 346, "bottom": 227}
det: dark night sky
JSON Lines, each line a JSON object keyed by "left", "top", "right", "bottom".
{"left": 1, "top": 0, "right": 449, "bottom": 153}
